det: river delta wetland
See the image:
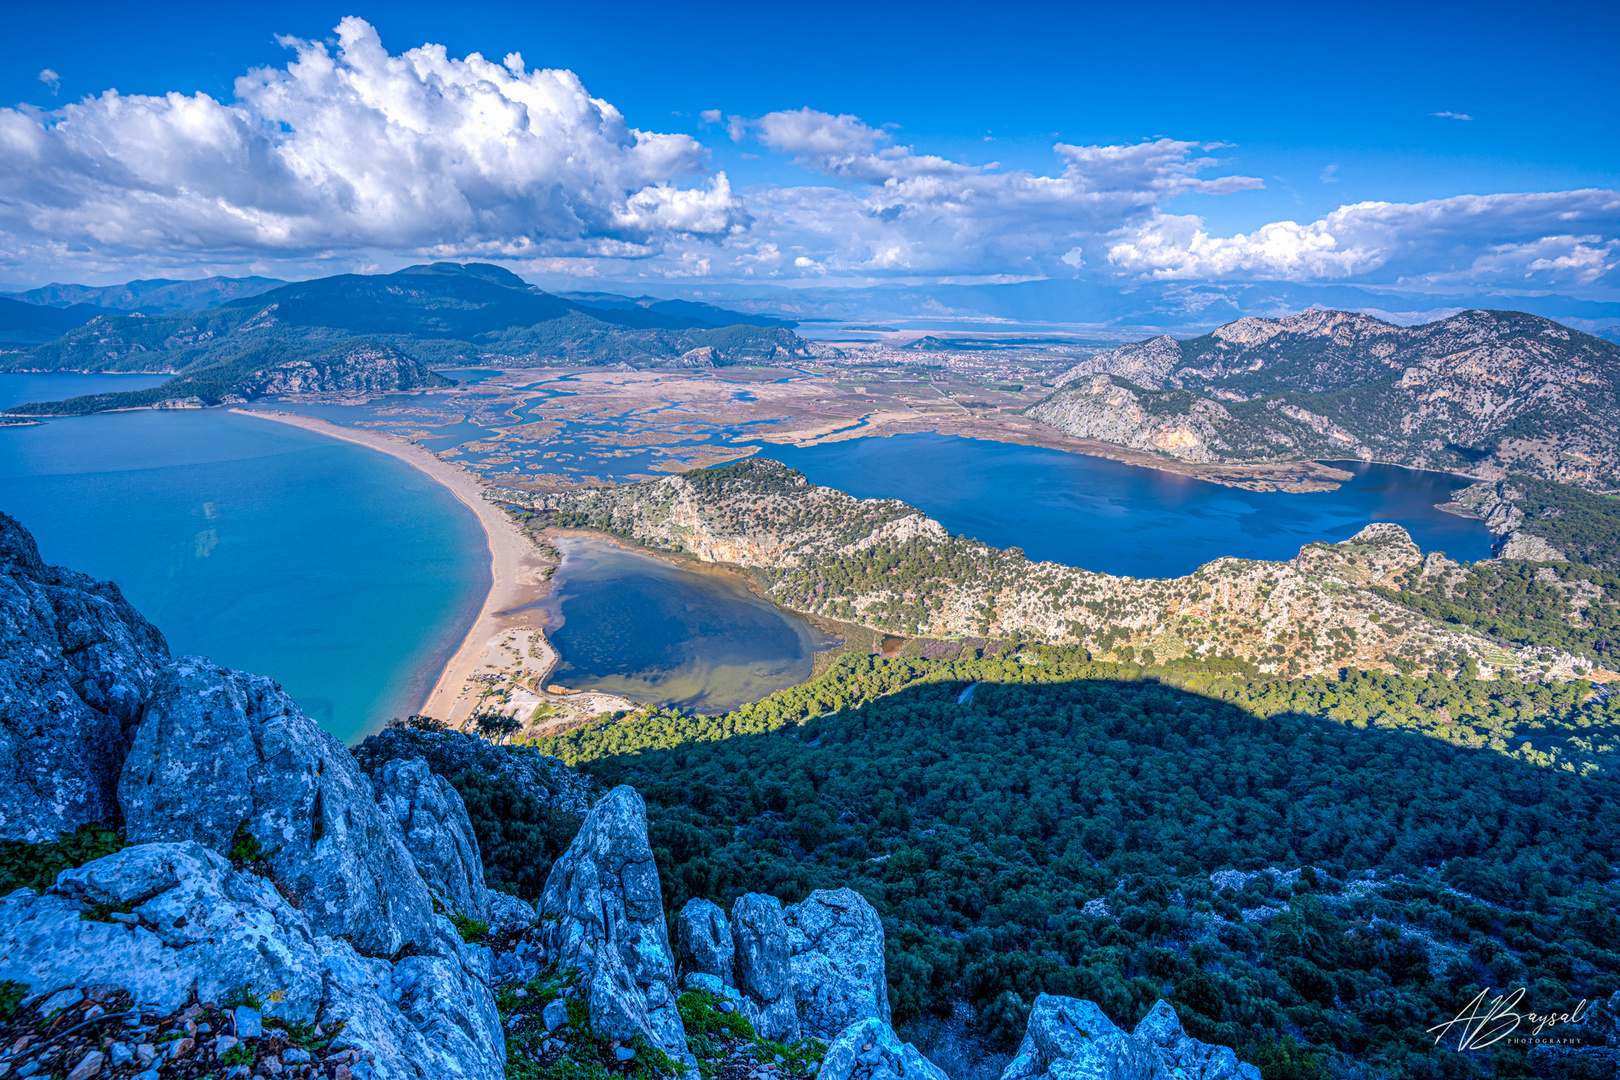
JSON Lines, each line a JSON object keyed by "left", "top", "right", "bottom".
{"left": 118, "top": 345, "right": 1490, "bottom": 744}
{"left": 2, "top": 348, "right": 1511, "bottom": 747}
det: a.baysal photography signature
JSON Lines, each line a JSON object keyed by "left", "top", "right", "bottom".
{"left": 1428, "top": 988, "right": 1592, "bottom": 1050}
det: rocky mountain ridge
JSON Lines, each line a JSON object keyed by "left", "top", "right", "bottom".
{"left": 0, "top": 510, "right": 1262, "bottom": 1079}
{"left": 1030, "top": 308, "right": 1620, "bottom": 488}
{"left": 7, "top": 341, "right": 452, "bottom": 416}
{"left": 0, "top": 264, "right": 809, "bottom": 399}
{"left": 517, "top": 460, "right": 1586, "bottom": 680}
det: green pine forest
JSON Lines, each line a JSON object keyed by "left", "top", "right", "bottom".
{"left": 446, "top": 471, "right": 1620, "bottom": 1079}
{"left": 411, "top": 643, "right": 1620, "bottom": 1080}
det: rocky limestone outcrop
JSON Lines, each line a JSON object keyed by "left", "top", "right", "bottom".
{"left": 536, "top": 785, "right": 689, "bottom": 1058}
{"left": 354, "top": 725, "right": 594, "bottom": 817}
{"left": 785, "top": 889, "right": 890, "bottom": 1038}
{"left": 0, "top": 841, "right": 505, "bottom": 1080}
{"left": 1040, "top": 309, "right": 1620, "bottom": 485}
{"left": 1451, "top": 480, "right": 1571, "bottom": 561}
{"left": 0, "top": 510, "right": 169, "bottom": 841}
{"left": 370, "top": 757, "right": 490, "bottom": 921}
{"left": 1001, "top": 994, "right": 1259, "bottom": 1080}
{"left": 678, "top": 897, "right": 737, "bottom": 987}
{"left": 531, "top": 462, "right": 1580, "bottom": 681}
{"left": 118, "top": 658, "right": 436, "bottom": 958}
{"left": 817, "top": 1018, "right": 948, "bottom": 1080}
{"left": 0, "top": 513, "right": 507, "bottom": 1078}
{"left": 732, "top": 893, "right": 801, "bottom": 1041}
{"left": 1027, "top": 374, "right": 1233, "bottom": 463}
{"left": 237, "top": 341, "right": 451, "bottom": 398}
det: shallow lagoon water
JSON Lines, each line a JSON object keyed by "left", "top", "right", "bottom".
{"left": 1, "top": 375, "right": 487, "bottom": 743}
{"left": 759, "top": 432, "right": 1495, "bottom": 577}
{"left": 541, "top": 536, "right": 823, "bottom": 712}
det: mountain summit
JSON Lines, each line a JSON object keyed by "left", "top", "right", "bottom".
{"left": 1031, "top": 308, "right": 1620, "bottom": 488}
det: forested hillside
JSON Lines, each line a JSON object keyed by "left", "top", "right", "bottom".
{"left": 526, "top": 646, "right": 1620, "bottom": 1079}
{"left": 516, "top": 460, "right": 1587, "bottom": 681}
{"left": 0, "top": 262, "right": 809, "bottom": 413}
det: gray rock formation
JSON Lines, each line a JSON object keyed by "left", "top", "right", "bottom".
{"left": 370, "top": 757, "right": 490, "bottom": 921}
{"left": 817, "top": 1018, "right": 947, "bottom": 1080}
{"left": 0, "top": 841, "right": 505, "bottom": 1080}
{"left": 354, "top": 725, "right": 594, "bottom": 816}
{"left": 731, "top": 893, "right": 800, "bottom": 1041}
{"left": 0, "top": 510, "right": 169, "bottom": 841}
{"left": 488, "top": 891, "right": 537, "bottom": 934}
{"left": 118, "top": 658, "right": 436, "bottom": 958}
{"left": 537, "top": 785, "right": 688, "bottom": 1058}
{"left": 1134, "top": 1001, "right": 1260, "bottom": 1080}
{"left": 785, "top": 888, "right": 890, "bottom": 1038}
{"left": 677, "top": 898, "right": 736, "bottom": 988}
{"left": 237, "top": 342, "right": 452, "bottom": 398}
{"left": 1001, "top": 994, "right": 1259, "bottom": 1080}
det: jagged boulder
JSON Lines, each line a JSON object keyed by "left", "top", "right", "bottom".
{"left": 0, "top": 841, "right": 505, "bottom": 1080}
{"left": 369, "top": 757, "right": 490, "bottom": 921}
{"left": 1001, "top": 994, "right": 1259, "bottom": 1080}
{"left": 817, "top": 1018, "right": 947, "bottom": 1080}
{"left": 537, "top": 785, "right": 688, "bottom": 1058}
{"left": 785, "top": 888, "right": 890, "bottom": 1038}
{"left": 489, "top": 891, "right": 537, "bottom": 933}
{"left": 1134, "top": 1001, "right": 1260, "bottom": 1080}
{"left": 354, "top": 726, "right": 594, "bottom": 816}
{"left": 118, "top": 658, "right": 436, "bottom": 958}
{"left": 677, "top": 898, "right": 736, "bottom": 988}
{"left": 0, "top": 510, "right": 169, "bottom": 841}
{"left": 732, "top": 893, "right": 800, "bottom": 1041}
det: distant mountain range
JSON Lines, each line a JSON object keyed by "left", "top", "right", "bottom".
{"left": 1028, "top": 308, "right": 1620, "bottom": 489}
{"left": 1, "top": 262, "right": 808, "bottom": 415}
{"left": 580, "top": 278, "right": 1620, "bottom": 342}
{"left": 562, "top": 291, "right": 798, "bottom": 329}
{"left": 1, "top": 275, "right": 285, "bottom": 313}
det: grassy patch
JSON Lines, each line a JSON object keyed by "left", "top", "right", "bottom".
{"left": 0, "top": 823, "right": 126, "bottom": 893}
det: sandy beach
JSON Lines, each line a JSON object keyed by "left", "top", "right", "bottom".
{"left": 233, "top": 409, "right": 576, "bottom": 724}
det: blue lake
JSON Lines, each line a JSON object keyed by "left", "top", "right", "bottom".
{"left": 758, "top": 432, "right": 1495, "bottom": 577}
{"left": 1, "top": 375, "right": 487, "bottom": 744}
{"left": 540, "top": 536, "right": 823, "bottom": 712}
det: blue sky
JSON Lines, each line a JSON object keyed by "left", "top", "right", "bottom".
{"left": 2, "top": 0, "right": 1616, "bottom": 294}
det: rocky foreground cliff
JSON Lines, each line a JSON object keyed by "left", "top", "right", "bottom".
{"left": 1028, "top": 308, "right": 1620, "bottom": 489}
{"left": 0, "top": 509, "right": 1262, "bottom": 1080}
{"left": 515, "top": 459, "right": 1587, "bottom": 681}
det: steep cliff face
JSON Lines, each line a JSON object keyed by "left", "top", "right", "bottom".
{"left": 0, "top": 511, "right": 169, "bottom": 841}
{"left": 0, "top": 512, "right": 507, "bottom": 1080}
{"left": 236, "top": 341, "right": 451, "bottom": 397}
{"left": 1035, "top": 309, "right": 1620, "bottom": 486}
{"left": 521, "top": 462, "right": 1583, "bottom": 680}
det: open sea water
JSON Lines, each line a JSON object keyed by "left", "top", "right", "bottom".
{"left": 1, "top": 375, "right": 487, "bottom": 744}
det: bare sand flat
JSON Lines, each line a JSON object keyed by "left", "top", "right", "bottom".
{"left": 233, "top": 409, "right": 560, "bottom": 723}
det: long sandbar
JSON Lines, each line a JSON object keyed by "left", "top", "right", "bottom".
{"left": 231, "top": 409, "right": 555, "bottom": 722}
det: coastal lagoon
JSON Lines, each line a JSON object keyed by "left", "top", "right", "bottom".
{"left": 0, "top": 375, "right": 487, "bottom": 743}
{"left": 540, "top": 535, "right": 823, "bottom": 712}
{"left": 758, "top": 432, "right": 1495, "bottom": 577}
{"left": 1, "top": 374, "right": 1499, "bottom": 734}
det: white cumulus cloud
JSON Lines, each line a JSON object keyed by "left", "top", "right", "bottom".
{"left": 1107, "top": 190, "right": 1620, "bottom": 288}
{"left": 0, "top": 17, "right": 737, "bottom": 275}
{"left": 699, "top": 109, "right": 1264, "bottom": 278}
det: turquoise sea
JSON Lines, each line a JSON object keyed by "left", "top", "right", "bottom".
{"left": 0, "top": 375, "right": 487, "bottom": 744}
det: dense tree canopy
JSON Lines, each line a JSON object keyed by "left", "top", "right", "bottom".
{"left": 529, "top": 648, "right": 1620, "bottom": 1079}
